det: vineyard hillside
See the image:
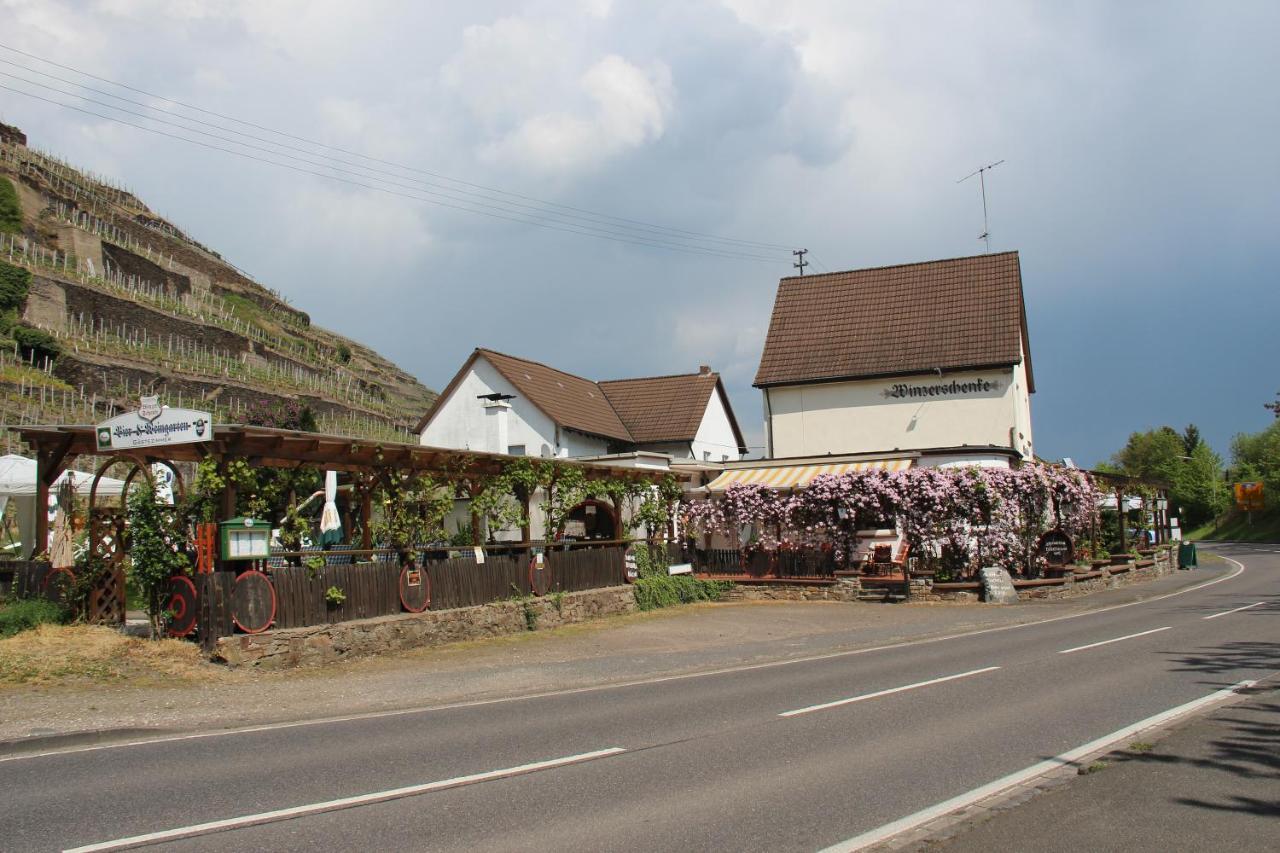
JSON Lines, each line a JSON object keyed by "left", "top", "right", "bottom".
{"left": 0, "top": 121, "right": 435, "bottom": 448}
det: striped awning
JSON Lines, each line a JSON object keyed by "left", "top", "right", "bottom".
{"left": 705, "top": 458, "right": 913, "bottom": 492}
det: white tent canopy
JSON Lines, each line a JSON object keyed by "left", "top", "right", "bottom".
{"left": 0, "top": 455, "right": 127, "bottom": 558}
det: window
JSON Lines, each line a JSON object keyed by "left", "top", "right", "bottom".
{"left": 507, "top": 444, "right": 526, "bottom": 457}
{"left": 703, "top": 451, "right": 711, "bottom": 461}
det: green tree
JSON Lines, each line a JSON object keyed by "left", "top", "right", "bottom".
{"left": 1230, "top": 419, "right": 1280, "bottom": 501}
{"left": 127, "top": 483, "right": 192, "bottom": 636}
{"left": 1107, "top": 425, "right": 1225, "bottom": 527}
{"left": 1182, "top": 424, "right": 1203, "bottom": 456}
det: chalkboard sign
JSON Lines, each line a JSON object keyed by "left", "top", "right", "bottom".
{"left": 1036, "top": 529, "right": 1074, "bottom": 568}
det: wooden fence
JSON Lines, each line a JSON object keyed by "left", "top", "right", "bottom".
{"left": 0, "top": 560, "right": 53, "bottom": 600}
{"left": 693, "top": 547, "right": 838, "bottom": 579}
{"left": 196, "top": 544, "right": 631, "bottom": 647}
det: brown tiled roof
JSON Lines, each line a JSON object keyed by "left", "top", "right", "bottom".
{"left": 600, "top": 372, "right": 747, "bottom": 452}
{"left": 478, "top": 349, "right": 633, "bottom": 442}
{"left": 416, "top": 350, "right": 748, "bottom": 452}
{"left": 754, "top": 251, "right": 1033, "bottom": 390}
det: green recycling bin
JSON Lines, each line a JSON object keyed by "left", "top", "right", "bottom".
{"left": 1178, "top": 542, "right": 1197, "bottom": 569}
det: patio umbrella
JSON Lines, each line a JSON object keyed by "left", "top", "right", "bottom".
{"left": 318, "top": 470, "right": 343, "bottom": 546}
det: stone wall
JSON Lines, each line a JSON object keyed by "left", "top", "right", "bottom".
{"left": 101, "top": 242, "right": 193, "bottom": 300}
{"left": 213, "top": 585, "right": 636, "bottom": 670}
{"left": 913, "top": 546, "right": 1177, "bottom": 603}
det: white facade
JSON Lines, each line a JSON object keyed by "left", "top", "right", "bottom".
{"left": 764, "top": 357, "right": 1033, "bottom": 461}
{"left": 692, "top": 388, "right": 743, "bottom": 462}
{"left": 420, "top": 357, "right": 609, "bottom": 458}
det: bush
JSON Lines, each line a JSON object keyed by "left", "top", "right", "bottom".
{"left": 0, "top": 177, "right": 21, "bottom": 235}
{"left": 12, "top": 324, "right": 60, "bottom": 362}
{"left": 0, "top": 260, "right": 31, "bottom": 311}
{"left": 0, "top": 598, "right": 70, "bottom": 638}
{"left": 632, "top": 575, "right": 732, "bottom": 611}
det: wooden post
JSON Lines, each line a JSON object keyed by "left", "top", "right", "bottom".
{"left": 1116, "top": 487, "right": 1126, "bottom": 553}
{"left": 360, "top": 487, "right": 372, "bottom": 551}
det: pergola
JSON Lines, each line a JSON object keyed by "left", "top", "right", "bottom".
{"left": 16, "top": 423, "right": 686, "bottom": 558}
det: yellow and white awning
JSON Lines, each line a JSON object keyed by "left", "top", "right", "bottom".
{"left": 705, "top": 458, "right": 913, "bottom": 492}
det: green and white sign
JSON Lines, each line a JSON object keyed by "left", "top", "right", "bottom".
{"left": 96, "top": 396, "right": 213, "bottom": 451}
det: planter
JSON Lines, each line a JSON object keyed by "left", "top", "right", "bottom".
{"left": 1091, "top": 559, "right": 1111, "bottom": 570}
{"left": 1109, "top": 554, "right": 1132, "bottom": 566}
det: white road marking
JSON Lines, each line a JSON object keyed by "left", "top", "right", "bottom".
{"left": 1058, "top": 626, "right": 1171, "bottom": 655}
{"left": 63, "top": 747, "right": 626, "bottom": 852}
{"left": 818, "top": 680, "right": 1257, "bottom": 852}
{"left": 0, "top": 549, "right": 1250, "bottom": 766}
{"left": 780, "top": 667, "right": 1001, "bottom": 718}
{"left": 1203, "top": 601, "right": 1266, "bottom": 620}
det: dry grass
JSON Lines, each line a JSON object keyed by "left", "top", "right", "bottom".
{"left": 0, "top": 625, "right": 224, "bottom": 687}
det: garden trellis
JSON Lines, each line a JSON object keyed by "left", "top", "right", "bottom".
{"left": 682, "top": 463, "right": 1104, "bottom": 577}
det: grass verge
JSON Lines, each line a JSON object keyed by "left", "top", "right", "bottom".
{"left": 0, "top": 625, "right": 219, "bottom": 687}
{"left": 1187, "top": 507, "right": 1280, "bottom": 542}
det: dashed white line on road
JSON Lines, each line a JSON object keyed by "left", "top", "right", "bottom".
{"left": 63, "top": 747, "right": 627, "bottom": 852}
{"left": 1058, "top": 626, "right": 1171, "bottom": 655}
{"left": 1203, "top": 601, "right": 1266, "bottom": 620}
{"left": 779, "top": 667, "right": 1001, "bottom": 718}
{"left": 818, "top": 680, "right": 1257, "bottom": 852}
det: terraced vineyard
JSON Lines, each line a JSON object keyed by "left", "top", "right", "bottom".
{"left": 0, "top": 121, "right": 434, "bottom": 450}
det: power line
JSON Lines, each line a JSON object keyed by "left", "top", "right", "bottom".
{"left": 0, "top": 60, "right": 785, "bottom": 253}
{"left": 0, "top": 83, "right": 789, "bottom": 263}
{"left": 0, "top": 42, "right": 796, "bottom": 254}
{"left": 0, "top": 71, "right": 788, "bottom": 260}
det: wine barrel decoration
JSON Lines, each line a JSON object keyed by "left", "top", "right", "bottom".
{"left": 42, "top": 566, "right": 75, "bottom": 608}
{"left": 529, "top": 552, "right": 550, "bottom": 597}
{"left": 166, "top": 575, "right": 199, "bottom": 637}
{"left": 399, "top": 565, "right": 431, "bottom": 613}
{"left": 231, "top": 569, "right": 276, "bottom": 634}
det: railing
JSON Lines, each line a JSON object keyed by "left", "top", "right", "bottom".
{"left": 692, "top": 546, "right": 838, "bottom": 579}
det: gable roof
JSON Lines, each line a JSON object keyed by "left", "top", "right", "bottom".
{"left": 415, "top": 348, "right": 631, "bottom": 441}
{"left": 416, "top": 350, "right": 748, "bottom": 452}
{"left": 754, "top": 251, "right": 1034, "bottom": 392}
{"left": 599, "top": 371, "right": 748, "bottom": 453}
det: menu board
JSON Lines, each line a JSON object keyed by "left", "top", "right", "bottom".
{"left": 226, "top": 527, "right": 271, "bottom": 560}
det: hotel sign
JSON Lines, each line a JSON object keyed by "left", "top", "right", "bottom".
{"left": 884, "top": 378, "right": 1003, "bottom": 400}
{"left": 96, "top": 396, "right": 212, "bottom": 451}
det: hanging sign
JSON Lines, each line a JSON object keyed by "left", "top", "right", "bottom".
{"left": 96, "top": 396, "right": 212, "bottom": 451}
{"left": 1036, "top": 528, "right": 1074, "bottom": 568}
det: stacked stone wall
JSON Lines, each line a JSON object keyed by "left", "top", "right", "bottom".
{"left": 214, "top": 585, "right": 636, "bottom": 670}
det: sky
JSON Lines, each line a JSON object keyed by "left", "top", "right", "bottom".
{"left": 1, "top": 0, "right": 1277, "bottom": 466}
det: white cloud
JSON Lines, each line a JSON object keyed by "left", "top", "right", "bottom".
{"left": 479, "top": 54, "right": 673, "bottom": 173}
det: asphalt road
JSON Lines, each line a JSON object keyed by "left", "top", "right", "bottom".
{"left": 2, "top": 543, "right": 1276, "bottom": 852}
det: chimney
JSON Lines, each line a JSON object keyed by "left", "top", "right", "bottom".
{"left": 699, "top": 365, "right": 712, "bottom": 375}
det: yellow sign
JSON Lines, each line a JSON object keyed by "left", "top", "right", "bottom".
{"left": 1234, "top": 482, "right": 1264, "bottom": 511}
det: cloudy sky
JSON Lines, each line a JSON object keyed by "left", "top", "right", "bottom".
{"left": 2, "top": 0, "right": 1277, "bottom": 465}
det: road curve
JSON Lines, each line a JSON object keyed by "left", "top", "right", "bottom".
{"left": 2, "top": 544, "right": 1275, "bottom": 852}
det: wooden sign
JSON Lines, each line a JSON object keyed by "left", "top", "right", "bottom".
{"left": 1036, "top": 529, "right": 1074, "bottom": 567}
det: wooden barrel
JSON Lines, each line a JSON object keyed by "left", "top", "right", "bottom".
{"left": 399, "top": 565, "right": 430, "bottom": 613}
{"left": 41, "top": 566, "right": 75, "bottom": 608}
{"left": 529, "top": 553, "right": 550, "bottom": 597}
{"left": 166, "top": 575, "right": 198, "bottom": 637}
{"left": 232, "top": 569, "right": 276, "bottom": 634}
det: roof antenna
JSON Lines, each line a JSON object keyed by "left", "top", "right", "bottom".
{"left": 957, "top": 160, "right": 1005, "bottom": 252}
{"left": 792, "top": 248, "right": 809, "bottom": 276}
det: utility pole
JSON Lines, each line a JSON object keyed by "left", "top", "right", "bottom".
{"left": 957, "top": 160, "right": 1005, "bottom": 252}
{"left": 792, "top": 248, "right": 809, "bottom": 276}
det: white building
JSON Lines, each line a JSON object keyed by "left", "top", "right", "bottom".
{"left": 417, "top": 348, "right": 746, "bottom": 462}
{"left": 416, "top": 348, "right": 747, "bottom": 541}
{"left": 753, "top": 251, "right": 1035, "bottom": 469}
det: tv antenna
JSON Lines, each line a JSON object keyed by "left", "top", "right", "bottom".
{"left": 793, "top": 248, "right": 809, "bottom": 276}
{"left": 957, "top": 160, "right": 1005, "bottom": 252}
